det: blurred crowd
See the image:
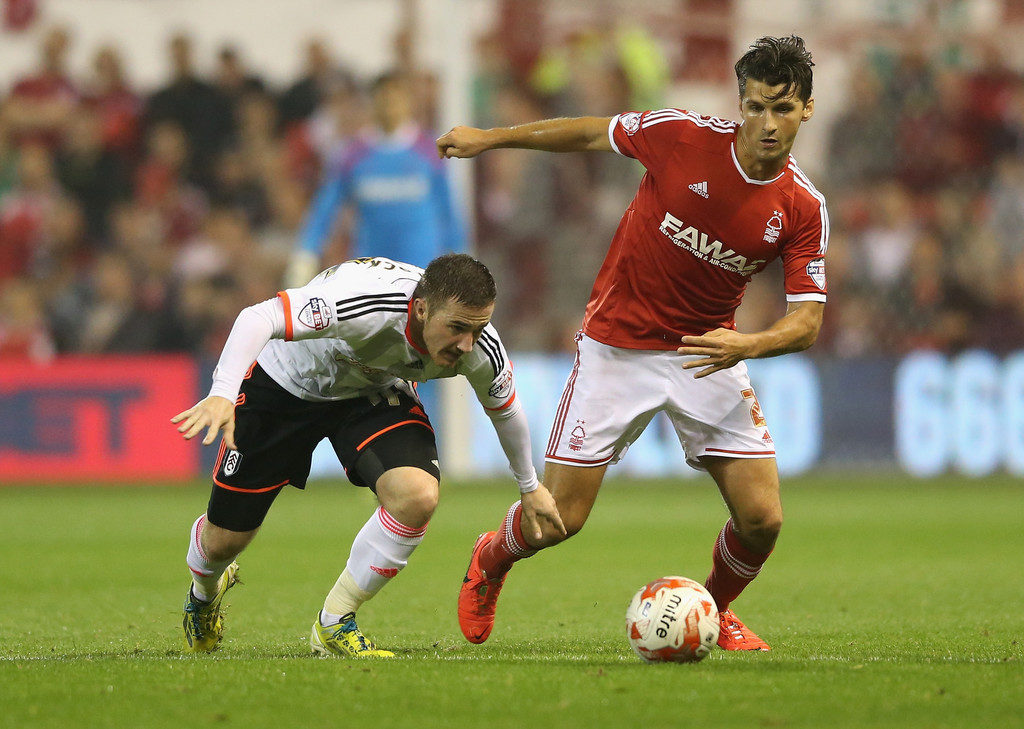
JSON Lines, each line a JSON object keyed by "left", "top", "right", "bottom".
{"left": 1, "top": 19, "right": 1023, "bottom": 362}
{"left": 0, "top": 27, "right": 340, "bottom": 360}
{"left": 818, "top": 41, "right": 1024, "bottom": 356}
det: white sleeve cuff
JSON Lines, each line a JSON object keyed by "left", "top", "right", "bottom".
{"left": 516, "top": 474, "right": 539, "bottom": 495}
{"left": 608, "top": 115, "right": 623, "bottom": 155}
{"left": 485, "top": 396, "right": 539, "bottom": 496}
{"left": 786, "top": 293, "right": 827, "bottom": 303}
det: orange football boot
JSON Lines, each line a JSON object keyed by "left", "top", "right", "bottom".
{"left": 717, "top": 609, "right": 771, "bottom": 651}
{"left": 457, "top": 531, "right": 506, "bottom": 644}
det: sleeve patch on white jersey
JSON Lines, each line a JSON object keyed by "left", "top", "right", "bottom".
{"left": 297, "top": 297, "right": 332, "bottom": 330}
{"left": 488, "top": 368, "right": 514, "bottom": 399}
{"left": 806, "top": 258, "right": 826, "bottom": 290}
{"left": 619, "top": 112, "right": 642, "bottom": 135}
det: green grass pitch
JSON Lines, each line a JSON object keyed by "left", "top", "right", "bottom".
{"left": 2, "top": 474, "right": 1022, "bottom": 728}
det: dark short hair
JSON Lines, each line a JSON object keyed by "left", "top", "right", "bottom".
{"left": 413, "top": 254, "right": 496, "bottom": 309}
{"left": 735, "top": 35, "right": 814, "bottom": 104}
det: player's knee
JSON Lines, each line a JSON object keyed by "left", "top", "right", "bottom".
{"left": 405, "top": 478, "right": 439, "bottom": 522}
{"left": 550, "top": 505, "right": 589, "bottom": 543}
{"left": 380, "top": 471, "right": 439, "bottom": 528}
{"left": 736, "top": 507, "right": 783, "bottom": 552}
{"left": 533, "top": 523, "right": 573, "bottom": 549}
{"left": 525, "top": 510, "right": 583, "bottom": 549}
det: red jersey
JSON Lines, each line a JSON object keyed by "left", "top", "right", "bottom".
{"left": 582, "top": 109, "right": 828, "bottom": 350}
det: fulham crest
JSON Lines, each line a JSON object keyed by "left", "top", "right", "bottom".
{"left": 223, "top": 450, "right": 243, "bottom": 476}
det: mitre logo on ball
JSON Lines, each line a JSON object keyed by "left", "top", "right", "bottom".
{"left": 625, "top": 576, "right": 719, "bottom": 663}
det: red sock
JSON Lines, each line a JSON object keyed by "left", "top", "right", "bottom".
{"left": 478, "top": 501, "right": 537, "bottom": 578}
{"left": 704, "top": 519, "right": 772, "bottom": 611}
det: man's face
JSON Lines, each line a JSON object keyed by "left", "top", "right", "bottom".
{"left": 373, "top": 80, "right": 413, "bottom": 130}
{"left": 415, "top": 297, "right": 495, "bottom": 368}
{"left": 170, "top": 35, "right": 193, "bottom": 77}
{"left": 737, "top": 78, "right": 814, "bottom": 164}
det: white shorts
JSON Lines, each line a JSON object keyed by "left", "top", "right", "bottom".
{"left": 545, "top": 333, "right": 776, "bottom": 470}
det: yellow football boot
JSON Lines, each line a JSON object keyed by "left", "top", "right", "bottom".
{"left": 182, "top": 561, "right": 240, "bottom": 652}
{"left": 310, "top": 612, "right": 395, "bottom": 658}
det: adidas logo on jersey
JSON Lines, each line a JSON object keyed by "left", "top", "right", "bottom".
{"left": 688, "top": 181, "right": 709, "bottom": 198}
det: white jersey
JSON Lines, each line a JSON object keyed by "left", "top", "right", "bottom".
{"left": 257, "top": 257, "right": 515, "bottom": 410}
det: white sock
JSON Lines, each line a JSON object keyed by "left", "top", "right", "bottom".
{"left": 321, "top": 570, "right": 370, "bottom": 624}
{"left": 186, "top": 515, "right": 233, "bottom": 602}
{"left": 323, "top": 507, "right": 426, "bottom": 619}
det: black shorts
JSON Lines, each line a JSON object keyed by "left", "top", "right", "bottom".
{"left": 206, "top": 363, "right": 440, "bottom": 532}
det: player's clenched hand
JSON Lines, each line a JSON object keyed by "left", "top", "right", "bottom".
{"left": 436, "top": 126, "right": 493, "bottom": 159}
{"left": 520, "top": 484, "right": 566, "bottom": 544}
{"left": 170, "top": 396, "right": 237, "bottom": 449}
{"left": 677, "top": 328, "right": 752, "bottom": 379}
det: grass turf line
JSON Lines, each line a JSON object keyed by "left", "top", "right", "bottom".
{"left": 1, "top": 475, "right": 1021, "bottom": 729}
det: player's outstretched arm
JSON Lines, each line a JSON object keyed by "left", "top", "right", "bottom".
{"left": 677, "top": 301, "right": 824, "bottom": 379}
{"left": 171, "top": 298, "right": 284, "bottom": 448}
{"left": 520, "top": 483, "right": 566, "bottom": 544}
{"left": 437, "top": 116, "right": 613, "bottom": 159}
{"left": 171, "top": 396, "right": 237, "bottom": 449}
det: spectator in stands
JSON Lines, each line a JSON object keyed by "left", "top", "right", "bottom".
{"left": 0, "top": 115, "right": 19, "bottom": 199}
{"left": 2, "top": 26, "right": 78, "bottom": 150}
{"left": 36, "top": 197, "right": 89, "bottom": 283}
{"left": 73, "top": 250, "right": 177, "bottom": 353}
{"left": 978, "top": 252, "right": 1024, "bottom": 353}
{"left": 209, "top": 147, "right": 269, "bottom": 228}
{"left": 213, "top": 44, "right": 267, "bottom": 121}
{"left": 174, "top": 205, "right": 252, "bottom": 283}
{"left": 146, "top": 33, "right": 235, "bottom": 192}
{"left": 83, "top": 45, "right": 143, "bottom": 166}
{"left": 857, "top": 181, "right": 919, "bottom": 292}
{"left": 965, "top": 42, "right": 1021, "bottom": 163}
{"left": 0, "top": 277, "right": 55, "bottom": 361}
{"left": 258, "top": 180, "right": 308, "bottom": 266}
{"left": 56, "top": 108, "right": 131, "bottom": 243}
{"left": 235, "top": 90, "right": 286, "bottom": 187}
{"left": 278, "top": 37, "right": 338, "bottom": 131}
{"left": 134, "top": 120, "right": 207, "bottom": 246}
{"left": 986, "top": 155, "right": 1024, "bottom": 260}
{"left": 826, "top": 64, "right": 896, "bottom": 188}
{"left": 304, "top": 75, "right": 364, "bottom": 172}
{"left": 0, "top": 142, "right": 62, "bottom": 281}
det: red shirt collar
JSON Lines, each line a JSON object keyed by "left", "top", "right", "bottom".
{"left": 404, "top": 298, "right": 428, "bottom": 354}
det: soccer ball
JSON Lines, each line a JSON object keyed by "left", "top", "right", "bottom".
{"left": 625, "top": 576, "right": 719, "bottom": 663}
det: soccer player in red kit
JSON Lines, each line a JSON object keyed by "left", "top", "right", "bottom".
{"left": 437, "top": 36, "right": 827, "bottom": 651}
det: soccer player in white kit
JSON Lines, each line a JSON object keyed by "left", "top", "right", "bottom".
{"left": 171, "top": 254, "right": 564, "bottom": 656}
{"left": 437, "top": 36, "right": 828, "bottom": 650}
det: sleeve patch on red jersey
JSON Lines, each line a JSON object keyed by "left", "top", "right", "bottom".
{"left": 619, "top": 112, "right": 642, "bottom": 135}
{"left": 806, "top": 258, "right": 826, "bottom": 290}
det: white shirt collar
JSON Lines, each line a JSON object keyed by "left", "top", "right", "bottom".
{"left": 730, "top": 141, "right": 787, "bottom": 186}
{"left": 366, "top": 122, "right": 420, "bottom": 149}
